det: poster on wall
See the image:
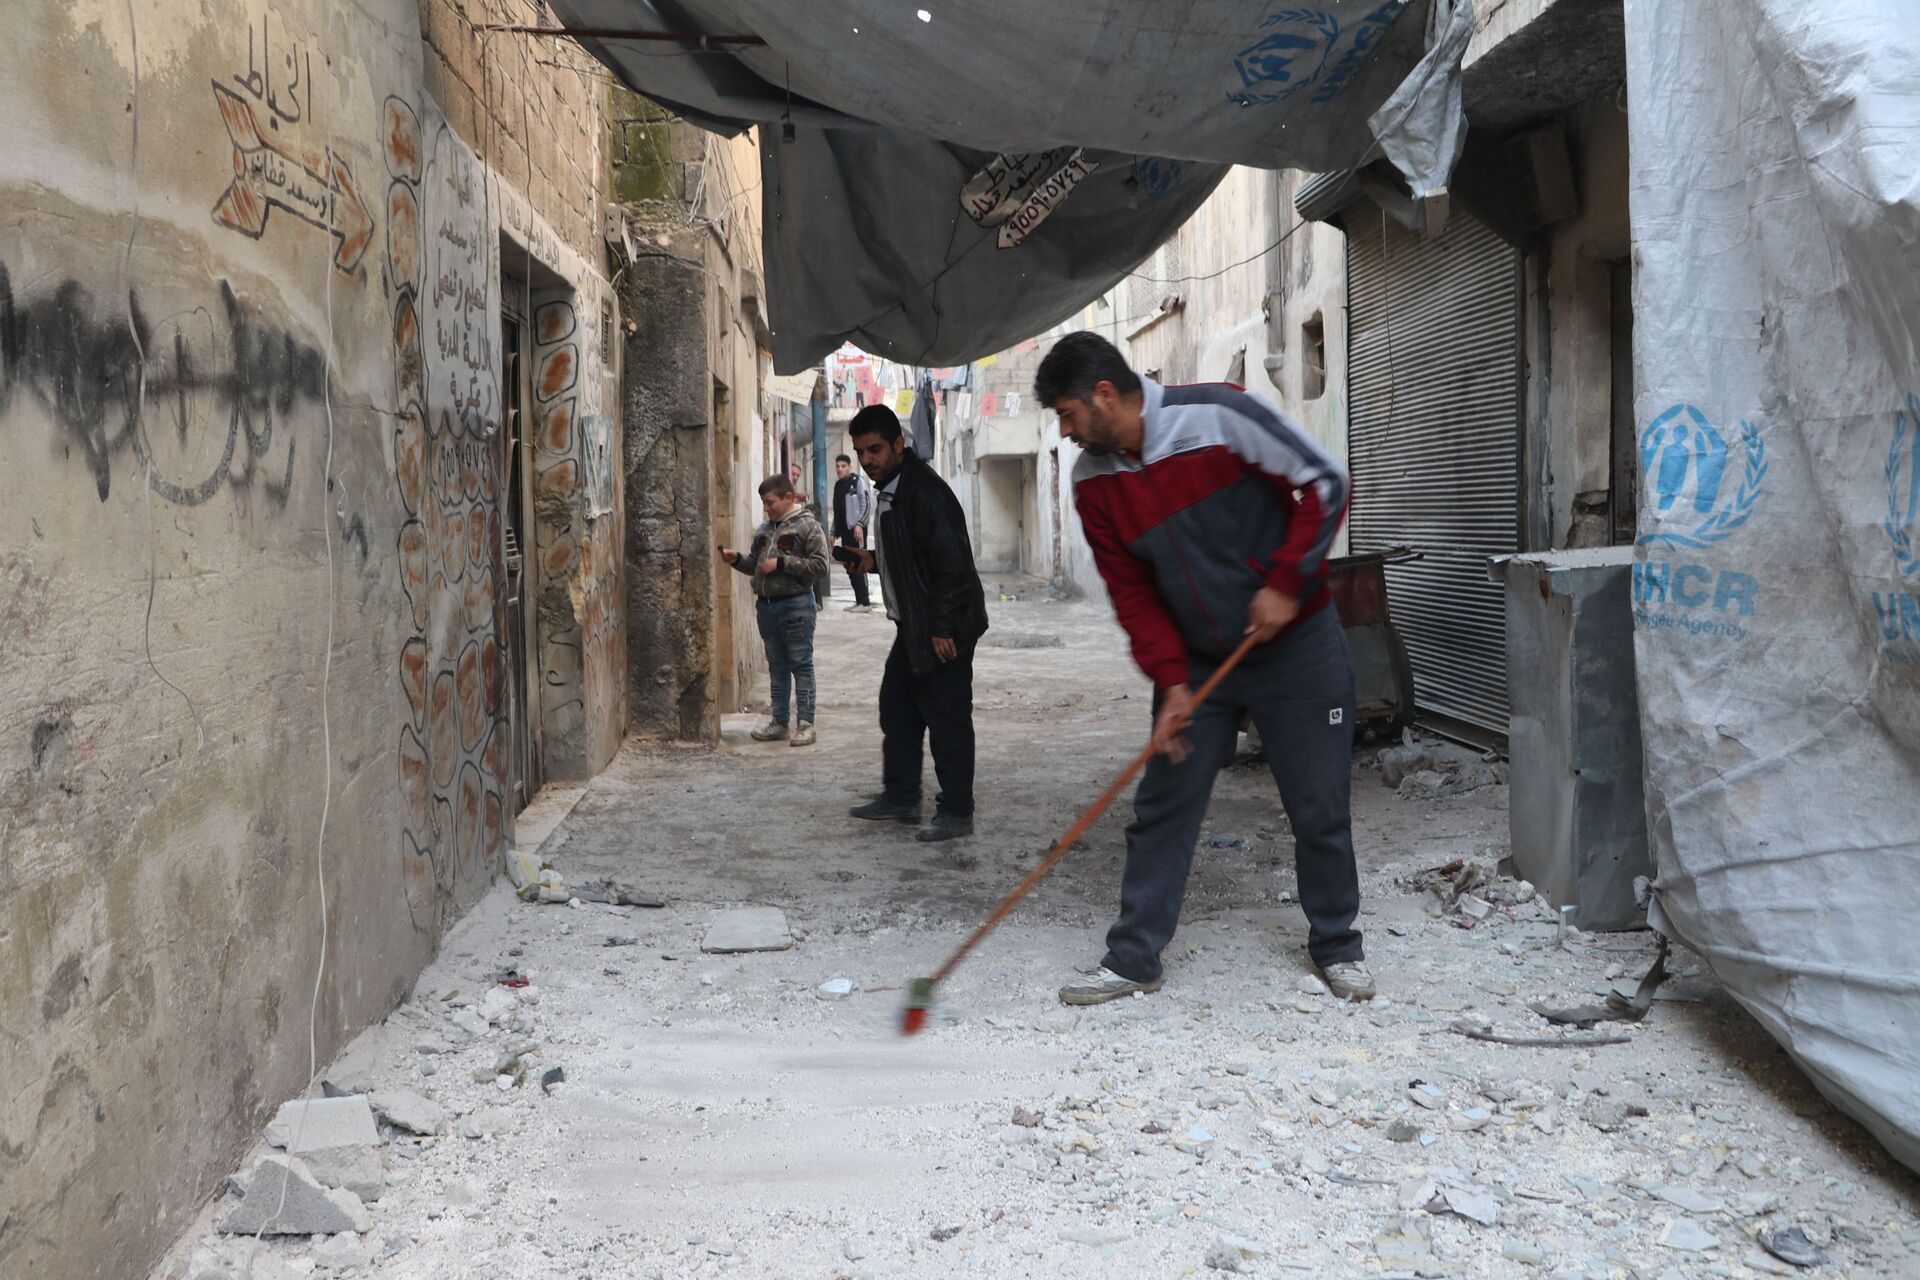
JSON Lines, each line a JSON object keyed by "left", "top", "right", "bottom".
{"left": 581, "top": 415, "right": 614, "bottom": 518}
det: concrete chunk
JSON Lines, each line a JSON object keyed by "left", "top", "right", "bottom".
{"left": 370, "top": 1088, "right": 448, "bottom": 1136}
{"left": 303, "top": 1144, "right": 385, "bottom": 1203}
{"left": 219, "top": 1155, "right": 371, "bottom": 1236}
{"left": 312, "top": 1232, "right": 377, "bottom": 1271}
{"left": 701, "top": 906, "right": 793, "bottom": 953}
{"left": 263, "top": 1095, "right": 379, "bottom": 1153}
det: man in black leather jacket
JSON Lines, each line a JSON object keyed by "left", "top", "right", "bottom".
{"left": 842, "top": 405, "right": 988, "bottom": 842}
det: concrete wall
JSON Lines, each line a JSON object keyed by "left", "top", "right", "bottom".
{"left": 1542, "top": 97, "right": 1631, "bottom": 547}
{"left": 0, "top": 3, "right": 617, "bottom": 1276}
{"left": 610, "top": 99, "right": 772, "bottom": 739}
{"left": 946, "top": 166, "right": 1351, "bottom": 605}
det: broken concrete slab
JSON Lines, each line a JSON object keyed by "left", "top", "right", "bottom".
{"left": 459, "top": 1106, "right": 513, "bottom": 1139}
{"left": 478, "top": 986, "right": 516, "bottom": 1025}
{"left": 369, "top": 1088, "right": 448, "bottom": 1136}
{"left": 1440, "top": 1184, "right": 1501, "bottom": 1226}
{"left": 701, "top": 906, "right": 793, "bottom": 954}
{"left": 1372, "top": 1215, "right": 1437, "bottom": 1270}
{"left": 263, "top": 1095, "right": 379, "bottom": 1153}
{"left": 303, "top": 1144, "right": 385, "bottom": 1203}
{"left": 1656, "top": 1218, "right": 1721, "bottom": 1252}
{"left": 311, "top": 1231, "right": 377, "bottom": 1271}
{"left": 219, "top": 1155, "right": 371, "bottom": 1236}
{"left": 449, "top": 1007, "right": 490, "bottom": 1038}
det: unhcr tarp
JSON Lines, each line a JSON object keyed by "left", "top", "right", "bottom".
{"left": 552, "top": 0, "right": 1472, "bottom": 370}
{"left": 1627, "top": 0, "right": 1920, "bottom": 1170}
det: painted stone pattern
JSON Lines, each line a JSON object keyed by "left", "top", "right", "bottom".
{"left": 384, "top": 94, "right": 506, "bottom": 932}
{"left": 532, "top": 295, "right": 622, "bottom": 765}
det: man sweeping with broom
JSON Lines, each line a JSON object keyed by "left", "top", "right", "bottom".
{"left": 1035, "top": 332, "right": 1374, "bottom": 1005}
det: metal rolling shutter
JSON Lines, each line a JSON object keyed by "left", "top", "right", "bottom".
{"left": 1346, "top": 208, "right": 1522, "bottom": 737}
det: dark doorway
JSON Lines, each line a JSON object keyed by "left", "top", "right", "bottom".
{"left": 501, "top": 306, "right": 541, "bottom": 813}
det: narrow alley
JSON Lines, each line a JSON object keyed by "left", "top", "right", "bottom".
{"left": 8, "top": 4, "right": 1920, "bottom": 1279}
{"left": 156, "top": 579, "right": 1919, "bottom": 1280}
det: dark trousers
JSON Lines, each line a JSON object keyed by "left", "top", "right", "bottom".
{"left": 1103, "top": 607, "right": 1363, "bottom": 982}
{"left": 879, "top": 633, "right": 975, "bottom": 816}
{"left": 840, "top": 534, "right": 870, "bottom": 606}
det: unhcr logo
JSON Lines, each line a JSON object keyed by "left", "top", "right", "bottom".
{"left": 1227, "top": 3, "right": 1408, "bottom": 109}
{"left": 1635, "top": 404, "right": 1767, "bottom": 550}
{"left": 1886, "top": 393, "right": 1920, "bottom": 577}
{"left": 1873, "top": 394, "right": 1920, "bottom": 661}
{"left": 1631, "top": 404, "right": 1766, "bottom": 642}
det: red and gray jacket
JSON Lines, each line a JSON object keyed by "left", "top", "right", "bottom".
{"left": 1073, "top": 379, "right": 1350, "bottom": 690}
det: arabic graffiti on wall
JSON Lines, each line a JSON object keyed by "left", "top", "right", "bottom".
{"left": 384, "top": 94, "right": 505, "bottom": 932}
{"left": 210, "top": 15, "right": 373, "bottom": 274}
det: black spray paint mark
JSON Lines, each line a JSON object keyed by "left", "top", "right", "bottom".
{"left": 0, "top": 262, "right": 326, "bottom": 505}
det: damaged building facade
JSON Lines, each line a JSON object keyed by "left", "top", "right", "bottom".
{"left": 608, "top": 90, "right": 778, "bottom": 743}
{"left": 0, "top": 3, "right": 766, "bottom": 1277}
{"left": 938, "top": 0, "right": 1632, "bottom": 742}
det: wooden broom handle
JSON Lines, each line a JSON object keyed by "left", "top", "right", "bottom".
{"left": 928, "top": 631, "right": 1262, "bottom": 986}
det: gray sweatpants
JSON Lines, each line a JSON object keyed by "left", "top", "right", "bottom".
{"left": 1102, "top": 606, "right": 1363, "bottom": 983}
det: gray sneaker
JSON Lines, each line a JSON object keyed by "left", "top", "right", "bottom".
{"left": 1319, "top": 961, "right": 1376, "bottom": 1002}
{"left": 750, "top": 719, "right": 788, "bottom": 742}
{"left": 1058, "top": 966, "right": 1164, "bottom": 1006}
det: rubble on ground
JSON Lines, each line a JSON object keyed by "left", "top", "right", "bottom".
{"left": 148, "top": 591, "right": 1919, "bottom": 1280}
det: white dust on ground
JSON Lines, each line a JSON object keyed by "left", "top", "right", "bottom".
{"left": 156, "top": 579, "right": 1920, "bottom": 1280}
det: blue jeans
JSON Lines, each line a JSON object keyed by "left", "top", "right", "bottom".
{"left": 757, "top": 594, "right": 817, "bottom": 725}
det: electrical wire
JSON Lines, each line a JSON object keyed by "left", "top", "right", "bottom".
{"left": 122, "top": 1, "right": 207, "bottom": 752}
{"left": 1121, "top": 217, "right": 1310, "bottom": 288}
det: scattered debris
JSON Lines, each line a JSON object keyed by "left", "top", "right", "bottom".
{"left": 604, "top": 935, "right": 639, "bottom": 948}
{"left": 1582, "top": 1097, "right": 1651, "bottom": 1132}
{"left": 1759, "top": 1226, "right": 1832, "bottom": 1268}
{"left": 540, "top": 1067, "right": 566, "bottom": 1094}
{"left": 311, "top": 1231, "right": 377, "bottom": 1271}
{"left": 979, "top": 631, "right": 1064, "bottom": 649}
{"left": 1450, "top": 1020, "right": 1633, "bottom": 1048}
{"left": 930, "top": 1224, "right": 963, "bottom": 1242}
{"left": 1379, "top": 733, "right": 1508, "bottom": 796}
{"left": 1204, "top": 1233, "right": 1265, "bottom": 1272}
{"left": 573, "top": 878, "right": 666, "bottom": 908}
{"left": 1531, "top": 939, "right": 1669, "bottom": 1026}
{"left": 1371, "top": 1215, "right": 1437, "bottom": 1271}
{"left": 1173, "top": 1125, "right": 1215, "bottom": 1155}
{"left": 1438, "top": 1184, "right": 1501, "bottom": 1226}
{"left": 219, "top": 1155, "right": 371, "bottom": 1236}
{"left": 701, "top": 906, "right": 794, "bottom": 954}
{"left": 458, "top": 1107, "right": 512, "bottom": 1139}
{"left": 1011, "top": 1107, "right": 1042, "bottom": 1128}
{"left": 1656, "top": 1218, "right": 1721, "bottom": 1252}
{"left": 369, "top": 1088, "right": 447, "bottom": 1137}
{"left": 263, "top": 1096, "right": 379, "bottom": 1153}
{"left": 302, "top": 1144, "right": 384, "bottom": 1203}
{"left": 817, "top": 978, "right": 855, "bottom": 999}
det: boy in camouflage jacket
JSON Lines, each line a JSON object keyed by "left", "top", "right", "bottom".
{"left": 719, "top": 474, "right": 831, "bottom": 745}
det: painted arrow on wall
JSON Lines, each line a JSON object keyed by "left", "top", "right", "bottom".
{"left": 210, "top": 82, "right": 374, "bottom": 273}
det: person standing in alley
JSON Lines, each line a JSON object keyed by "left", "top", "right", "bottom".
{"left": 1034, "top": 332, "right": 1374, "bottom": 1004}
{"left": 842, "top": 405, "right": 988, "bottom": 842}
{"left": 718, "top": 474, "right": 830, "bottom": 747}
{"left": 831, "top": 454, "right": 874, "bottom": 611}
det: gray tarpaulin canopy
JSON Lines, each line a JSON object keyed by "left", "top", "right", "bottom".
{"left": 549, "top": 0, "right": 1472, "bottom": 372}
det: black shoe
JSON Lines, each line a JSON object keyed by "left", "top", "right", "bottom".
{"left": 915, "top": 811, "right": 974, "bottom": 843}
{"left": 850, "top": 797, "right": 920, "bottom": 824}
